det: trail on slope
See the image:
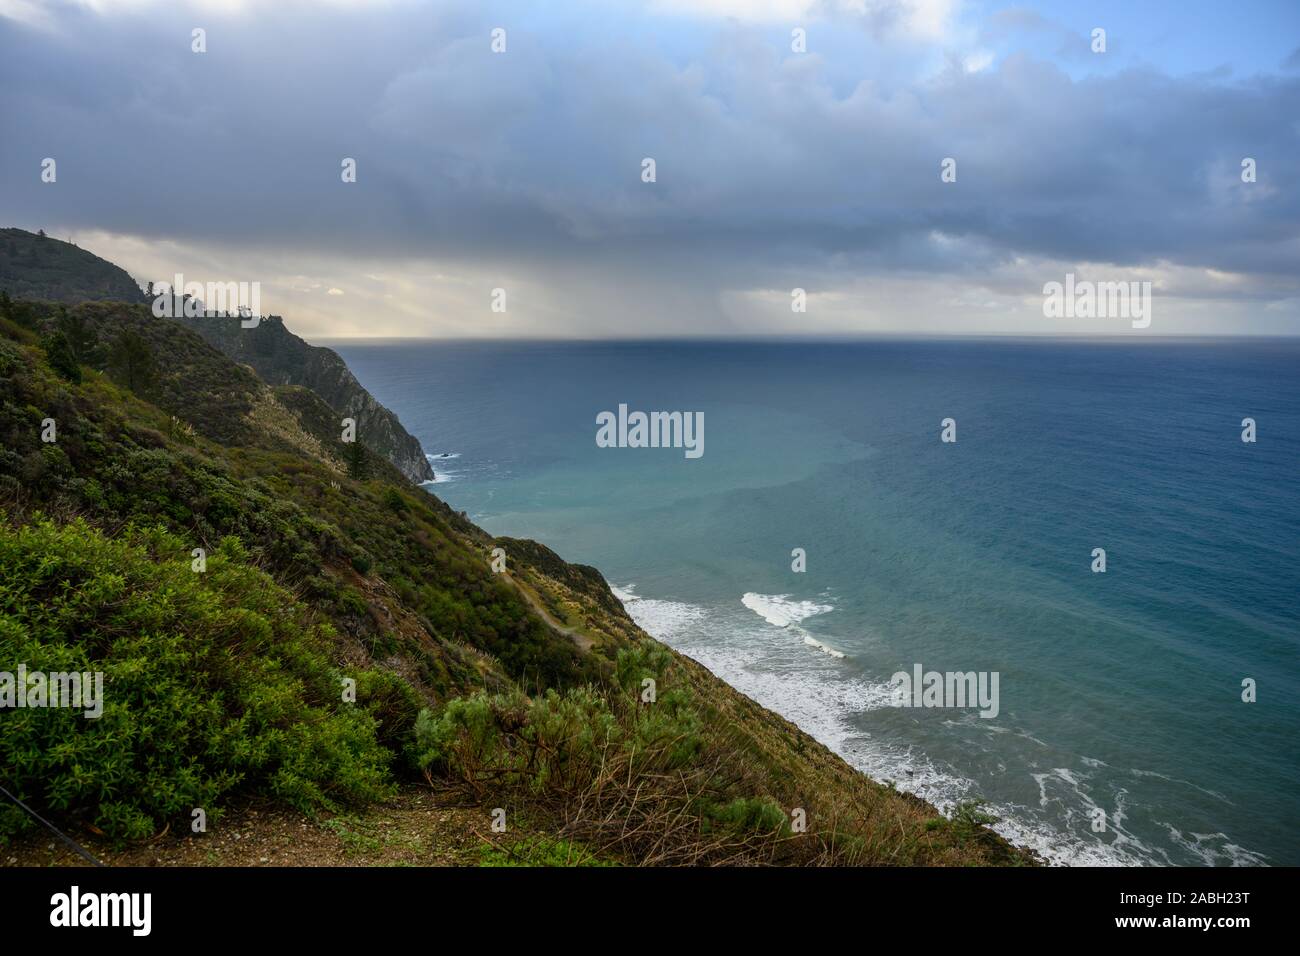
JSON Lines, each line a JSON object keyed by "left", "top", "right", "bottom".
{"left": 503, "top": 571, "right": 594, "bottom": 652}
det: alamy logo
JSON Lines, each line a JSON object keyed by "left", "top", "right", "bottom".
{"left": 50, "top": 886, "right": 151, "bottom": 936}
{"left": 596, "top": 404, "right": 704, "bottom": 459}
{"left": 0, "top": 665, "right": 102, "bottom": 718}
{"left": 1043, "top": 273, "right": 1151, "bottom": 329}
{"left": 152, "top": 273, "right": 261, "bottom": 327}
{"left": 891, "top": 663, "right": 1000, "bottom": 719}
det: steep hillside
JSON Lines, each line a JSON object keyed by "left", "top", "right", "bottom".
{"left": 0, "top": 289, "right": 1031, "bottom": 867}
{"left": 177, "top": 314, "right": 435, "bottom": 483}
{"left": 0, "top": 229, "right": 433, "bottom": 483}
{"left": 0, "top": 297, "right": 411, "bottom": 486}
{"left": 0, "top": 228, "right": 145, "bottom": 304}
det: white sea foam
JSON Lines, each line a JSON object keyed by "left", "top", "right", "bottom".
{"left": 1154, "top": 826, "right": 1269, "bottom": 867}
{"left": 612, "top": 584, "right": 709, "bottom": 638}
{"left": 422, "top": 452, "right": 462, "bottom": 483}
{"left": 803, "top": 635, "right": 845, "bottom": 658}
{"left": 741, "top": 592, "right": 833, "bottom": 628}
{"left": 619, "top": 583, "right": 1164, "bottom": 868}
{"left": 654, "top": 639, "right": 1127, "bottom": 866}
{"left": 1130, "top": 768, "right": 1230, "bottom": 803}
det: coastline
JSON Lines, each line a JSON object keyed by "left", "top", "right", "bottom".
{"left": 607, "top": 582, "right": 1132, "bottom": 867}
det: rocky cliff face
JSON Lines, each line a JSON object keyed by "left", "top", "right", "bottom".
{"left": 177, "top": 314, "right": 436, "bottom": 483}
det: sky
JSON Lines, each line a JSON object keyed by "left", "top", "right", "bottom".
{"left": 2, "top": 0, "right": 1298, "bottom": 338}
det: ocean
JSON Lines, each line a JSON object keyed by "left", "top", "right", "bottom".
{"left": 329, "top": 337, "right": 1300, "bottom": 866}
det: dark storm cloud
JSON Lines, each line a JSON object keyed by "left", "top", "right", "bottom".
{"left": 2, "top": 0, "right": 1298, "bottom": 317}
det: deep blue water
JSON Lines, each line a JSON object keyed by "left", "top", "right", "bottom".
{"left": 330, "top": 337, "right": 1300, "bottom": 866}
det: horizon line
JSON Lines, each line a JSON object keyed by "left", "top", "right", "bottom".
{"left": 312, "top": 331, "right": 1300, "bottom": 345}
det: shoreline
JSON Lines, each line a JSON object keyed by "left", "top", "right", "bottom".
{"left": 608, "top": 582, "right": 1148, "bottom": 868}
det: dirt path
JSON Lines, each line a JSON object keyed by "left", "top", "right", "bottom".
{"left": 504, "top": 572, "right": 594, "bottom": 652}
{"left": 4, "top": 788, "right": 502, "bottom": 868}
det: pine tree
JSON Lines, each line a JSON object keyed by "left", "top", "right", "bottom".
{"left": 346, "top": 440, "right": 370, "bottom": 480}
{"left": 58, "top": 307, "right": 104, "bottom": 367}
{"left": 42, "top": 329, "right": 83, "bottom": 384}
{"left": 107, "top": 328, "right": 158, "bottom": 394}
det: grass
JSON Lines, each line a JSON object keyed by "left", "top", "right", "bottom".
{"left": 478, "top": 836, "right": 617, "bottom": 868}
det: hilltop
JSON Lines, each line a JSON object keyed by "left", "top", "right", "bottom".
{"left": 0, "top": 229, "right": 433, "bottom": 483}
{"left": 0, "top": 228, "right": 146, "bottom": 304}
{"left": 0, "top": 238, "right": 1032, "bottom": 866}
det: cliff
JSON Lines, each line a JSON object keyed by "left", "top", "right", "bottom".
{"left": 0, "top": 246, "right": 1031, "bottom": 867}
{"left": 0, "top": 228, "right": 434, "bottom": 484}
{"left": 176, "top": 314, "right": 436, "bottom": 483}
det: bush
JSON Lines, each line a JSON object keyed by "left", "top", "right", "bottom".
{"left": 411, "top": 671, "right": 808, "bottom": 863}
{"left": 613, "top": 641, "right": 673, "bottom": 697}
{"left": 702, "top": 797, "right": 791, "bottom": 836}
{"left": 0, "top": 516, "right": 394, "bottom": 842}
{"left": 353, "top": 668, "right": 423, "bottom": 758}
{"left": 106, "top": 328, "right": 158, "bottom": 395}
{"left": 410, "top": 690, "right": 523, "bottom": 789}
{"left": 408, "top": 655, "right": 778, "bottom": 864}
{"left": 478, "top": 836, "right": 617, "bottom": 867}
{"left": 41, "top": 330, "right": 81, "bottom": 384}
{"left": 414, "top": 643, "right": 703, "bottom": 781}
{"left": 382, "top": 487, "right": 408, "bottom": 514}
{"left": 412, "top": 678, "right": 703, "bottom": 795}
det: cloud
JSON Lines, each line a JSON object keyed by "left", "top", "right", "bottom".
{"left": 1, "top": 0, "right": 1297, "bottom": 336}
{"left": 650, "top": 0, "right": 960, "bottom": 40}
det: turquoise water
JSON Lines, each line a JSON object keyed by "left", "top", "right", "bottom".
{"left": 331, "top": 338, "right": 1300, "bottom": 866}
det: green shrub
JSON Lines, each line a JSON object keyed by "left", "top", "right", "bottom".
{"left": 950, "top": 801, "right": 1000, "bottom": 842}
{"left": 0, "top": 516, "right": 394, "bottom": 842}
{"left": 702, "top": 796, "right": 791, "bottom": 836}
{"left": 41, "top": 329, "right": 81, "bottom": 384}
{"left": 105, "top": 328, "right": 157, "bottom": 395}
{"left": 353, "top": 668, "right": 423, "bottom": 758}
{"left": 410, "top": 690, "right": 523, "bottom": 784}
{"left": 613, "top": 642, "right": 673, "bottom": 698}
{"left": 478, "top": 836, "right": 617, "bottom": 867}
{"left": 338, "top": 586, "right": 368, "bottom": 615}
{"left": 412, "top": 674, "right": 703, "bottom": 796}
